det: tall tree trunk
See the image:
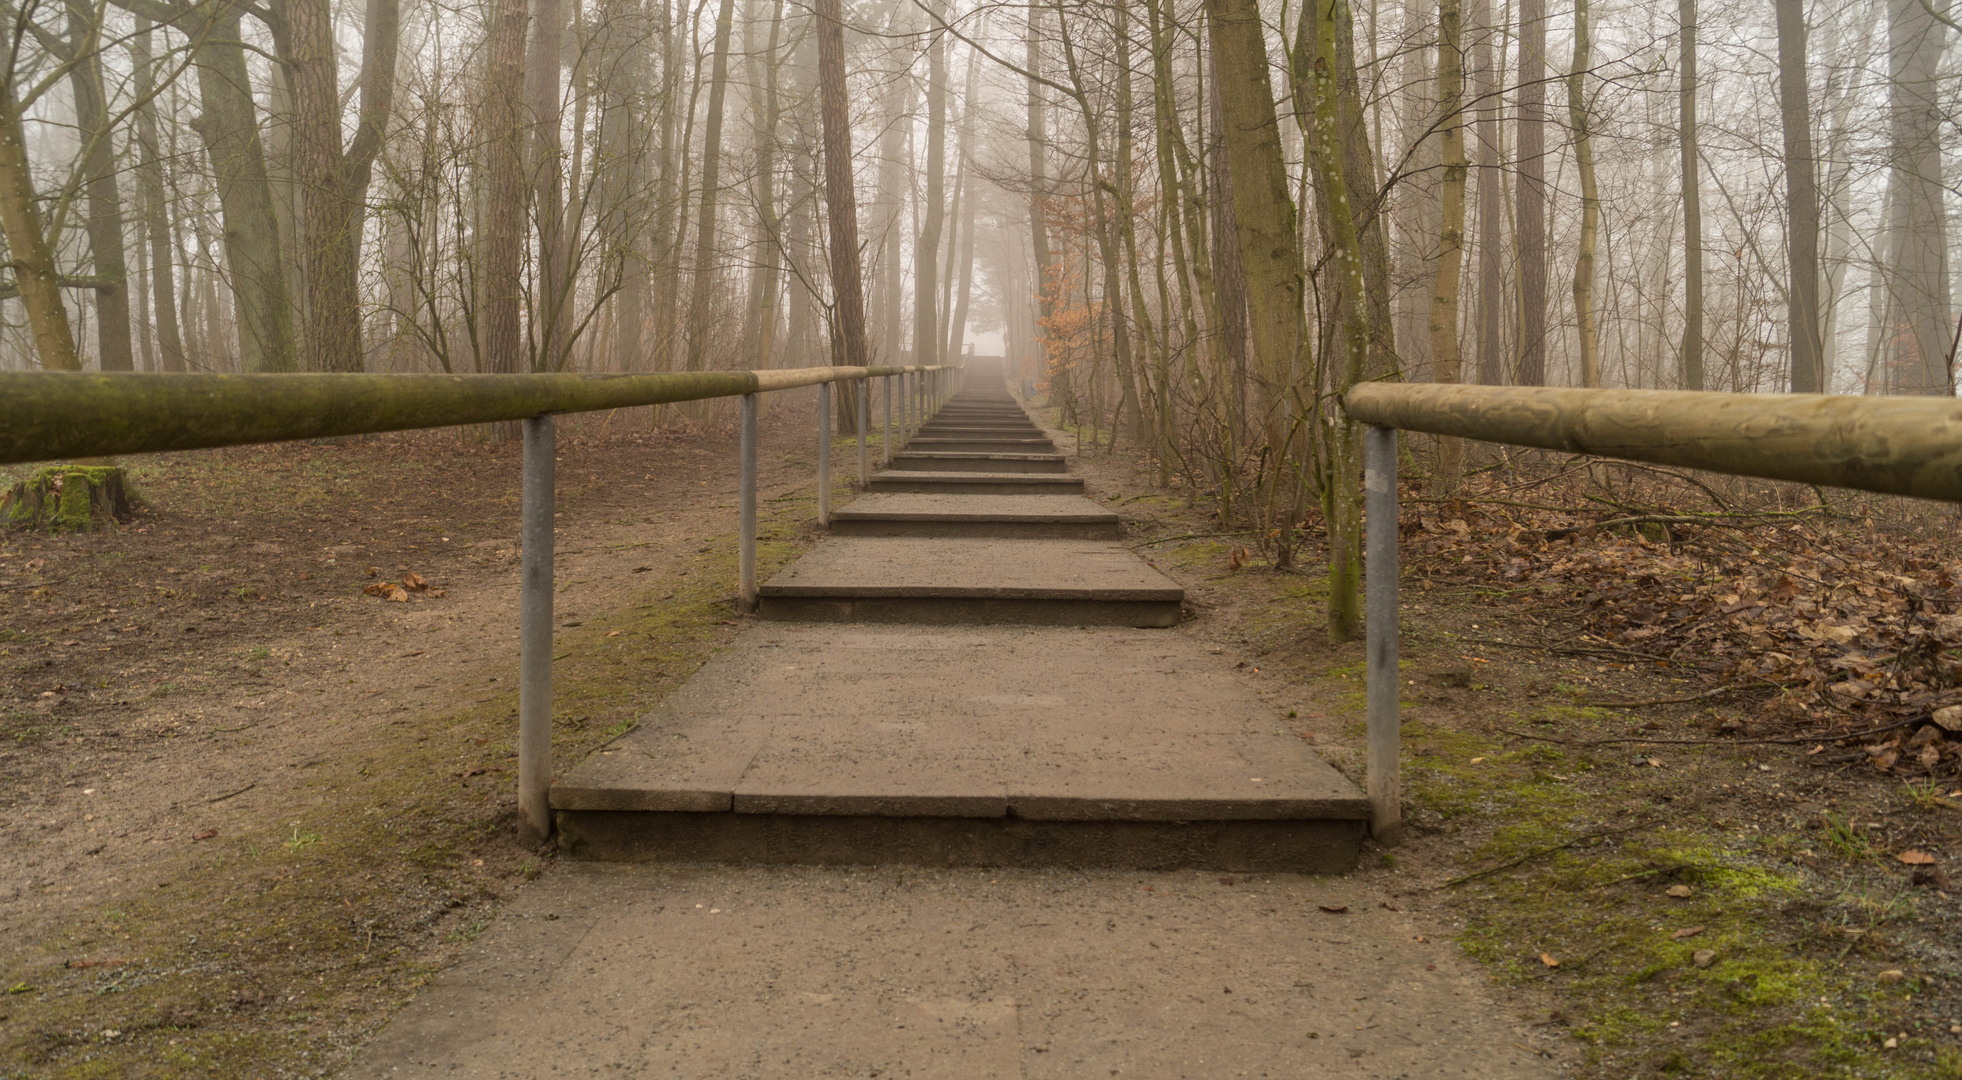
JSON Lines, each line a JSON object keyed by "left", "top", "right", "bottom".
{"left": 913, "top": 0, "right": 947, "bottom": 370}
{"left": 814, "top": 0, "right": 870, "bottom": 368}
{"left": 1206, "top": 0, "right": 1306, "bottom": 568}
{"left": 744, "top": 0, "right": 784, "bottom": 370}
{"left": 1774, "top": 0, "right": 1823, "bottom": 393}
{"left": 1026, "top": 11, "right": 1055, "bottom": 354}
{"left": 1299, "top": 0, "right": 1369, "bottom": 641}
{"left": 530, "top": 0, "right": 570, "bottom": 370}
{"left": 289, "top": 0, "right": 401, "bottom": 371}
{"left": 66, "top": 0, "right": 132, "bottom": 371}
{"left": 0, "top": 81, "right": 79, "bottom": 370}
{"left": 1679, "top": 0, "right": 1702, "bottom": 389}
{"left": 1886, "top": 0, "right": 1951, "bottom": 394}
{"left": 1471, "top": 0, "right": 1504, "bottom": 384}
{"left": 945, "top": 56, "right": 978, "bottom": 364}
{"left": 482, "top": 0, "right": 530, "bottom": 385}
{"left": 1395, "top": 0, "right": 1437, "bottom": 379}
{"left": 1567, "top": 0, "right": 1599, "bottom": 387}
{"left": 1431, "top": 0, "right": 1467, "bottom": 485}
{"left": 683, "top": 0, "right": 738, "bottom": 370}
{"left": 131, "top": 16, "right": 185, "bottom": 372}
{"left": 188, "top": 6, "right": 296, "bottom": 372}
{"left": 1515, "top": 0, "right": 1546, "bottom": 384}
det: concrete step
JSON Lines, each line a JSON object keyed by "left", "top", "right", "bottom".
{"left": 754, "top": 536, "right": 1181, "bottom": 626}
{"left": 917, "top": 424, "right": 1044, "bottom": 438}
{"left": 864, "top": 471, "right": 1085, "bottom": 495}
{"left": 890, "top": 452, "right": 1068, "bottom": 474}
{"left": 908, "top": 438, "right": 1059, "bottom": 454}
{"left": 552, "top": 624, "right": 1365, "bottom": 871}
{"left": 830, "top": 493, "right": 1122, "bottom": 539}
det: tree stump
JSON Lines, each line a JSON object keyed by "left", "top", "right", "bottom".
{"left": 3, "top": 464, "right": 137, "bottom": 532}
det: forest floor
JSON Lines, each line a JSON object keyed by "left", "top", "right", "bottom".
{"left": 1044, "top": 406, "right": 1962, "bottom": 1080}
{"left": 0, "top": 389, "right": 1957, "bottom": 1079}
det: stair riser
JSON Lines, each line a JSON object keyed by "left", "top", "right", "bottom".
{"left": 891, "top": 457, "right": 1068, "bottom": 474}
{"left": 756, "top": 595, "right": 1180, "bottom": 627}
{"left": 907, "top": 441, "right": 1058, "bottom": 454}
{"left": 556, "top": 811, "right": 1363, "bottom": 873}
{"left": 828, "top": 519, "right": 1123, "bottom": 540}
{"left": 865, "top": 478, "right": 1085, "bottom": 495}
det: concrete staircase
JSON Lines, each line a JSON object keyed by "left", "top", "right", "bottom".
{"left": 551, "top": 360, "right": 1369, "bottom": 872}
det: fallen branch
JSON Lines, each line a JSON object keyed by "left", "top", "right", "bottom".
{"left": 1438, "top": 821, "right": 1653, "bottom": 889}
{"left": 1493, "top": 716, "right": 1926, "bottom": 748}
{"left": 1140, "top": 531, "right": 1244, "bottom": 546}
{"left": 205, "top": 781, "right": 256, "bottom": 804}
{"left": 1580, "top": 683, "right": 1777, "bottom": 708}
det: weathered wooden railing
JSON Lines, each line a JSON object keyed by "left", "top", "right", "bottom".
{"left": 0, "top": 364, "right": 960, "bottom": 842}
{"left": 1344, "top": 383, "right": 1962, "bottom": 844}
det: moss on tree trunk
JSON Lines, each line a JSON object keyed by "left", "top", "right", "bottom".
{"left": 4, "top": 465, "right": 136, "bottom": 532}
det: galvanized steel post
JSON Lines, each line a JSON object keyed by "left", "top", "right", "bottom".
{"left": 882, "top": 375, "right": 893, "bottom": 464}
{"left": 1364, "top": 425, "right": 1402, "bottom": 845}
{"left": 817, "top": 381, "right": 832, "bottom": 527}
{"left": 738, "top": 393, "right": 758, "bottom": 612}
{"left": 856, "top": 375, "right": 869, "bottom": 484}
{"left": 518, "top": 414, "right": 555, "bottom": 844}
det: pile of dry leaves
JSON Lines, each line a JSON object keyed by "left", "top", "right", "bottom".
{"left": 1408, "top": 462, "right": 1962, "bottom": 788}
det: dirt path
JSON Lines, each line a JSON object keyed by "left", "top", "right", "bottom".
{"left": 0, "top": 399, "right": 845, "bottom": 1075}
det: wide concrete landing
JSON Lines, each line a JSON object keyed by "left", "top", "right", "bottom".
{"left": 754, "top": 538, "right": 1180, "bottom": 625}
{"left": 553, "top": 624, "right": 1363, "bottom": 868}
{"left": 342, "top": 863, "right": 1562, "bottom": 1079}
{"left": 865, "top": 471, "right": 1086, "bottom": 495}
{"left": 830, "top": 493, "right": 1122, "bottom": 539}
{"left": 891, "top": 451, "right": 1069, "bottom": 473}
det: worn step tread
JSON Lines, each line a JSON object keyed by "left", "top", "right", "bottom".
{"left": 832, "top": 493, "right": 1118, "bottom": 526}
{"left": 758, "top": 537, "right": 1179, "bottom": 601}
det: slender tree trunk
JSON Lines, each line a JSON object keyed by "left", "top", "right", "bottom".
{"left": 65, "top": 0, "right": 132, "bottom": 371}
{"left": 1679, "top": 0, "right": 1702, "bottom": 389}
{"left": 1886, "top": 0, "right": 1951, "bottom": 394}
{"left": 913, "top": 0, "right": 947, "bottom": 370}
{"left": 1026, "top": 12, "right": 1055, "bottom": 351}
{"left": 1395, "top": 0, "right": 1438, "bottom": 380}
{"left": 482, "top": 0, "right": 530, "bottom": 387}
{"left": 683, "top": 0, "right": 738, "bottom": 370}
{"left": 814, "top": 0, "right": 870, "bottom": 368}
{"left": 1432, "top": 0, "right": 1467, "bottom": 485}
{"left": 1472, "top": 0, "right": 1504, "bottom": 385}
{"left": 131, "top": 16, "right": 186, "bottom": 373}
{"left": 188, "top": 7, "right": 296, "bottom": 372}
{"left": 0, "top": 82, "right": 79, "bottom": 370}
{"left": 1774, "top": 0, "right": 1823, "bottom": 393}
{"left": 744, "top": 0, "right": 784, "bottom": 371}
{"left": 1515, "top": 0, "right": 1546, "bottom": 384}
{"left": 530, "top": 0, "right": 570, "bottom": 370}
{"left": 1568, "top": 0, "right": 1599, "bottom": 387}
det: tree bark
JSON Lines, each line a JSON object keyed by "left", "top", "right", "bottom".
{"left": 188, "top": 5, "right": 296, "bottom": 372}
{"left": 132, "top": 16, "right": 185, "bottom": 372}
{"left": 65, "top": 0, "right": 132, "bottom": 371}
{"left": 0, "top": 80, "right": 80, "bottom": 370}
{"left": 1515, "top": 0, "right": 1546, "bottom": 385}
{"left": 1431, "top": 0, "right": 1466, "bottom": 485}
{"left": 684, "top": 0, "right": 738, "bottom": 370}
{"left": 530, "top": 0, "right": 571, "bottom": 370}
{"left": 913, "top": 0, "right": 947, "bottom": 370}
{"left": 1885, "top": 0, "right": 1950, "bottom": 394}
{"left": 814, "top": 0, "right": 870, "bottom": 368}
{"left": 1471, "top": 0, "right": 1503, "bottom": 385}
{"left": 743, "top": 0, "right": 784, "bottom": 371}
{"left": 481, "top": 0, "right": 530, "bottom": 385}
{"left": 1679, "top": 0, "right": 1701, "bottom": 389}
{"left": 1567, "top": 0, "right": 1598, "bottom": 387}
{"left": 1774, "top": 0, "right": 1823, "bottom": 393}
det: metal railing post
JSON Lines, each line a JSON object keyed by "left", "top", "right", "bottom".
{"left": 518, "top": 414, "right": 555, "bottom": 844}
{"left": 856, "top": 375, "right": 869, "bottom": 484}
{"left": 817, "top": 380, "right": 832, "bottom": 528}
{"left": 882, "top": 375, "right": 893, "bottom": 464}
{"left": 900, "top": 372, "right": 910, "bottom": 443}
{"left": 738, "top": 393, "right": 758, "bottom": 612}
{"left": 1364, "top": 424, "right": 1401, "bottom": 845}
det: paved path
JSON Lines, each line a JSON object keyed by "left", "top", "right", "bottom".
{"left": 342, "top": 363, "right": 1559, "bottom": 1077}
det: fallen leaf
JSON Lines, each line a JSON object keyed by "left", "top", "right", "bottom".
{"left": 365, "top": 565, "right": 380, "bottom": 577}
{"left": 632, "top": 566, "right": 653, "bottom": 573}
{"left": 1317, "top": 904, "right": 1348, "bottom": 914}
{"left": 61, "top": 640, "right": 79, "bottom": 647}
{"left": 1539, "top": 953, "right": 1560, "bottom": 968}
{"left": 192, "top": 829, "right": 217, "bottom": 841}
{"left": 1692, "top": 949, "right": 1717, "bottom": 969}
{"left": 1671, "top": 926, "right": 1706, "bottom": 940}
{"left": 606, "top": 630, "right": 622, "bottom": 638}
{"left": 430, "top": 589, "right": 447, "bottom": 598}
{"left": 385, "top": 585, "right": 408, "bottom": 603}
{"left": 1877, "top": 969, "right": 1906, "bottom": 984}
{"left": 1229, "top": 547, "right": 1249, "bottom": 570}
{"left": 401, "top": 571, "right": 429, "bottom": 591}
{"left": 1896, "top": 850, "right": 1937, "bottom": 866}
{"left": 1666, "top": 885, "right": 1695, "bottom": 899}
{"left": 1933, "top": 705, "right": 1962, "bottom": 732}
{"left": 362, "top": 582, "right": 390, "bottom": 597}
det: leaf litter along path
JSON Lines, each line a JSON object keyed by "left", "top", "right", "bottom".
{"left": 0, "top": 403, "right": 843, "bottom": 1076}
